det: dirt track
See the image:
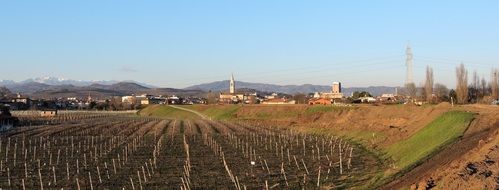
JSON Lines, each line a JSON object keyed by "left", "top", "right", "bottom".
{"left": 381, "top": 105, "right": 499, "bottom": 189}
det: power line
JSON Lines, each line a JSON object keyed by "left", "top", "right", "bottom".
{"left": 170, "top": 55, "right": 405, "bottom": 86}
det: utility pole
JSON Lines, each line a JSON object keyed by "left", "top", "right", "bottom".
{"left": 406, "top": 44, "right": 414, "bottom": 85}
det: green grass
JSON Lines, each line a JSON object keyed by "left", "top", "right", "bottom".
{"left": 195, "top": 105, "right": 240, "bottom": 120}
{"left": 386, "top": 111, "right": 474, "bottom": 171}
{"left": 138, "top": 105, "right": 201, "bottom": 120}
{"left": 137, "top": 105, "right": 474, "bottom": 189}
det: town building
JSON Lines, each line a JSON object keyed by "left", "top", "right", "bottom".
{"left": 377, "top": 93, "right": 397, "bottom": 102}
{"left": 359, "top": 96, "right": 377, "bottom": 103}
{"left": 121, "top": 96, "right": 135, "bottom": 104}
{"left": 261, "top": 98, "right": 296, "bottom": 105}
{"left": 380, "top": 94, "right": 395, "bottom": 99}
{"left": 219, "top": 74, "right": 248, "bottom": 104}
{"left": 135, "top": 94, "right": 153, "bottom": 103}
{"left": 244, "top": 94, "right": 258, "bottom": 104}
{"left": 141, "top": 97, "right": 164, "bottom": 105}
{"left": 8, "top": 93, "right": 32, "bottom": 110}
{"left": 313, "top": 82, "right": 344, "bottom": 100}
{"left": 167, "top": 95, "right": 182, "bottom": 104}
{"left": 12, "top": 93, "right": 31, "bottom": 104}
{"left": 40, "top": 109, "right": 58, "bottom": 117}
{"left": 265, "top": 93, "right": 279, "bottom": 100}
{"left": 308, "top": 98, "right": 332, "bottom": 105}
{"left": 376, "top": 87, "right": 403, "bottom": 103}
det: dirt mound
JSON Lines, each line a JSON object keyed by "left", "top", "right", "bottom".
{"left": 382, "top": 105, "right": 499, "bottom": 189}
{"left": 435, "top": 102, "right": 452, "bottom": 109}
{"left": 163, "top": 104, "right": 498, "bottom": 189}
{"left": 429, "top": 127, "right": 499, "bottom": 190}
{"left": 229, "top": 104, "right": 455, "bottom": 148}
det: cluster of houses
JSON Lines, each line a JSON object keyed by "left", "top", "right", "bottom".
{"left": 218, "top": 74, "right": 347, "bottom": 105}
{"left": 218, "top": 75, "right": 298, "bottom": 105}
{"left": 0, "top": 74, "right": 406, "bottom": 115}
{"left": 308, "top": 82, "right": 344, "bottom": 105}
{"left": 217, "top": 74, "right": 404, "bottom": 105}
{"left": 122, "top": 94, "right": 206, "bottom": 105}
{"left": 0, "top": 92, "right": 208, "bottom": 112}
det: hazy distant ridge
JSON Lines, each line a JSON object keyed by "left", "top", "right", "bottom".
{"left": 0, "top": 76, "right": 156, "bottom": 88}
{"left": 185, "top": 80, "right": 399, "bottom": 96}
{"left": 1, "top": 77, "right": 400, "bottom": 98}
{"left": 1, "top": 81, "right": 201, "bottom": 99}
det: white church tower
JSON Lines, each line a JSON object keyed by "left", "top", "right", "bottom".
{"left": 229, "top": 73, "right": 235, "bottom": 94}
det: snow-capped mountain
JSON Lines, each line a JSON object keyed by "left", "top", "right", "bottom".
{"left": 21, "top": 76, "right": 117, "bottom": 86}
{"left": 0, "top": 80, "right": 16, "bottom": 86}
{"left": 0, "top": 76, "right": 157, "bottom": 88}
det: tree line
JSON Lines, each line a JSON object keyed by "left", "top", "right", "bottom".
{"left": 405, "top": 65, "right": 499, "bottom": 104}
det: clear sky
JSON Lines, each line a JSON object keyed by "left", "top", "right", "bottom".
{"left": 1, "top": 1, "right": 498, "bottom": 88}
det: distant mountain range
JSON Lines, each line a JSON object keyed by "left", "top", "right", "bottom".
{"left": 0, "top": 76, "right": 156, "bottom": 88}
{"left": 0, "top": 78, "right": 201, "bottom": 99}
{"left": 1, "top": 77, "right": 400, "bottom": 98}
{"left": 185, "top": 80, "right": 400, "bottom": 96}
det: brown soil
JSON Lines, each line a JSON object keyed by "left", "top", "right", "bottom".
{"left": 233, "top": 104, "right": 453, "bottom": 148}
{"left": 227, "top": 104, "right": 499, "bottom": 189}
{"left": 381, "top": 105, "right": 499, "bottom": 190}
{"left": 151, "top": 104, "right": 499, "bottom": 188}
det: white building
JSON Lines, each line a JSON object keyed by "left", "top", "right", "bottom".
{"left": 359, "top": 96, "right": 376, "bottom": 103}
{"left": 121, "top": 96, "right": 135, "bottom": 104}
{"left": 314, "top": 82, "right": 344, "bottom": 99}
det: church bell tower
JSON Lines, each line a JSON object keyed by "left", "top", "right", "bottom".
{"left": 229, "top": 74, "right": 235, "bottom": 94}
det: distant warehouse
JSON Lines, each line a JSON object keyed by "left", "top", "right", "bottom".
{"left": 261, "top": 98, "right": 296, "bottom": 105}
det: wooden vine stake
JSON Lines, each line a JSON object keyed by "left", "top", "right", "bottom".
{"left": 76, "top": 177, "right": 81, "bottom": 190}
{"left": 348, "top": 147, "right": 353, "bottom": 170}
{"left": 317, "top": 166, "right": 321, "bottom": 187}
{"left": 38, "top": 167, "right": 44, "bottom": 190}
{"left": 339, "top": 143, "right": 343, "bottom": 175}
{"left": 22, "top": 178, "right": 26, "bottom": 190}
{"left": 97, "top": 166, "right": 102, "bottom": 183}
{"left": 52, "top": 166, "right": 57, "bottom": 185}
{"left": 281, "top": 162, "right": 289, "bottom": 186}
{"left": 130, "top": 177, "right": 136, "bottom": 190}
{"left": 89, "top": 172, "right": 94, "bottom": 190}
{"left": 137, "top": 170, "right": 143, "bottom": 190}
{"left": 7, "top": 167, "right": 11, "bottom": 187}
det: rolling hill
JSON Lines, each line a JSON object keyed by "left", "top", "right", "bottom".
{"left": 2, "top": 77, "right": 401, "bottom": 98}
{"left": 0, "top": 76, "right": 156, "bottom": 88}
{"left": 2, "top": 82, "right": 203, "bottom": 99}
{"left": 185, "top": 80, "right": 400, "bottom": 96}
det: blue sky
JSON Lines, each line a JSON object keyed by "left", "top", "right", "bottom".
{"left": 1, "top": 1, "right": 497, "bottom": 88}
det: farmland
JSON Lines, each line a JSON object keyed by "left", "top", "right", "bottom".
{"left": 140, "top": 104, "right": 498, "bottom": 189}
{"left": 0, "top": 111, "right": 381, "bottom": 189}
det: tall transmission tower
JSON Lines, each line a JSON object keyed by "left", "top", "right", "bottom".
{"left": 406, "top": 45, "right": 414, "bottom": 85}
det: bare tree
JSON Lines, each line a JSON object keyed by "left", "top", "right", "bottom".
{"left": 206, "top": 90, "right": 217, "bottom": 104}
{"left": 425, "top": 66, "right": 434, "bottom": 103}
{"left": 0, "top": 86, "right": 12, "bottom": 98}
{"left": 418, "top": 83, "right": 426, "bottom": 100}
{"left": 480, "top": 77, "right": 487, "bottom": 98}
{"left": 492, "top": 68, "right": 499, "bottom": 100}
{"left": 434, "top": 83, "right": 449, "bottom": 102}
{"left": 405, "top": 82, "right": 417, "bottom": 99}
{"left": 469, "top": 70, "right": 480, "bottom": 103}
{"left": 292, "top": 93, "right": 308, "bottom": 104}
{"left": 456, "top": 63, "right": 468, "bottom": 104}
